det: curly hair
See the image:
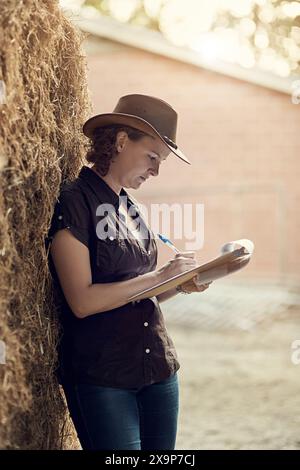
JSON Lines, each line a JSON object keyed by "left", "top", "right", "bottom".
{"left": 85, "top": 124, "right": 150, "bottom": 176}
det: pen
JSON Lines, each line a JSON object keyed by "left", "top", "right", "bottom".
{"left": 157, "top": 233, "right": 180, "bottom": 254}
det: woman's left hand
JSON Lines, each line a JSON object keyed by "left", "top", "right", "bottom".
{"left": 178, "top": 275, "right": 212, "bottom": 294}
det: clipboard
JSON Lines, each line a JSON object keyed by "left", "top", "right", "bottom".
{"left": 128, "top": 239, "right": 254, "bottom": 301}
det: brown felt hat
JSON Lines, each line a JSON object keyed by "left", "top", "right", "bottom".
{"left": 82, "top": 94, "right": 191, "bottom": 165}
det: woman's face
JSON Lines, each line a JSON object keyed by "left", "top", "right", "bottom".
{"left": 113, "top": 132, "right": 171, "bottom": 190}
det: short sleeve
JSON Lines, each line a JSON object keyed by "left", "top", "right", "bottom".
{"left": 46, "top": 188, "right": 91, "bottom": 249}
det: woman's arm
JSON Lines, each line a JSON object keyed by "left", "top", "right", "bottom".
{"left": 50, "top": 229, "right": 196, "bottom": 319}
{"left": 157, "top": 288, "right": 179, "bottom": 303}
{"left": 157, "top": 278, "right": 212, "bottom": 303}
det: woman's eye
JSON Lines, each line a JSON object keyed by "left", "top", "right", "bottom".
{"left": 148, "top": 155, "right": 156, "bottom": 161}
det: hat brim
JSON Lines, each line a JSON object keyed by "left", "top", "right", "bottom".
{"left": 82, "top": 113, "right": 191, "bottom": 165}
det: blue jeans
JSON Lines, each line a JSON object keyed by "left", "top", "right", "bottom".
{"left": 62, "top": 372, "right": 179, "bottom": 450}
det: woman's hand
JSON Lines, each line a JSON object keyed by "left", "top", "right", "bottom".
{"left": 177, "top": 275, "right": 212, "bottom": 294}
{"left": 156, "top": 251, "right": 198, "bottom": 283}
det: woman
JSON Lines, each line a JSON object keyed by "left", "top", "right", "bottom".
{"left": 47, "top": 94, "right": 211, "bottom": 450}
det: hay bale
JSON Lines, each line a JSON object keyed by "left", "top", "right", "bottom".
{"left": 0, "top": 0, "right": 92, "bottom": 449}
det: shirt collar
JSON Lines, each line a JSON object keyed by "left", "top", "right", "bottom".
{"left": 79, "top": 165, "right": 128, "bottom": 209}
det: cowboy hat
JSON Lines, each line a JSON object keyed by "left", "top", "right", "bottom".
{"left": 82, "top": 94, "right": 191, "bottom": 165}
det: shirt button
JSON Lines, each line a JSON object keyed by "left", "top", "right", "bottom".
{"left": 109, "top": 236, "right": 114, "bottom": 240}
{"left": 147, "top": 250, "right": 151, "bottom": 255}
{"left": 58, "top": 215, "right": 63, "bottom": 220}
{"left": 145, "top": 348, "right": 150, "bottom": 353}
{"left": 144, "top": 322, "right": 148, "bottom": 327}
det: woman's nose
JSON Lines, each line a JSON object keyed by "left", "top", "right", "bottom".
{"left": 150, "top": 161, "right": 159, "bottom": 176}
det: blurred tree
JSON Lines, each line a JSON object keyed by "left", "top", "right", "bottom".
{"left": 82, "top": 0, "right": 300, "bottom": 77}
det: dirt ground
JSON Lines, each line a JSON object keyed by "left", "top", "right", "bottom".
{"left": 169, "top": 308, "right": 300, "bottom": 450}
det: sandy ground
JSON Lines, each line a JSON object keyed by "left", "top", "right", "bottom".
{"left": 169, "top": 308, "right": 300, "bottom": 450}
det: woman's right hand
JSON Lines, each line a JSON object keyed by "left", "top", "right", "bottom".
{"left": 156, "top": 251, "right": 198, "bottom": 283}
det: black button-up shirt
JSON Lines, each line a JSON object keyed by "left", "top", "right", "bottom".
{"left": 46, "top": 166, "right": 180, "bottom": 388}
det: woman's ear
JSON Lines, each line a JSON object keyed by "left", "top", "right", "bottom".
{"left": 116, "top": 131, "right": 128, "bottom": 153}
